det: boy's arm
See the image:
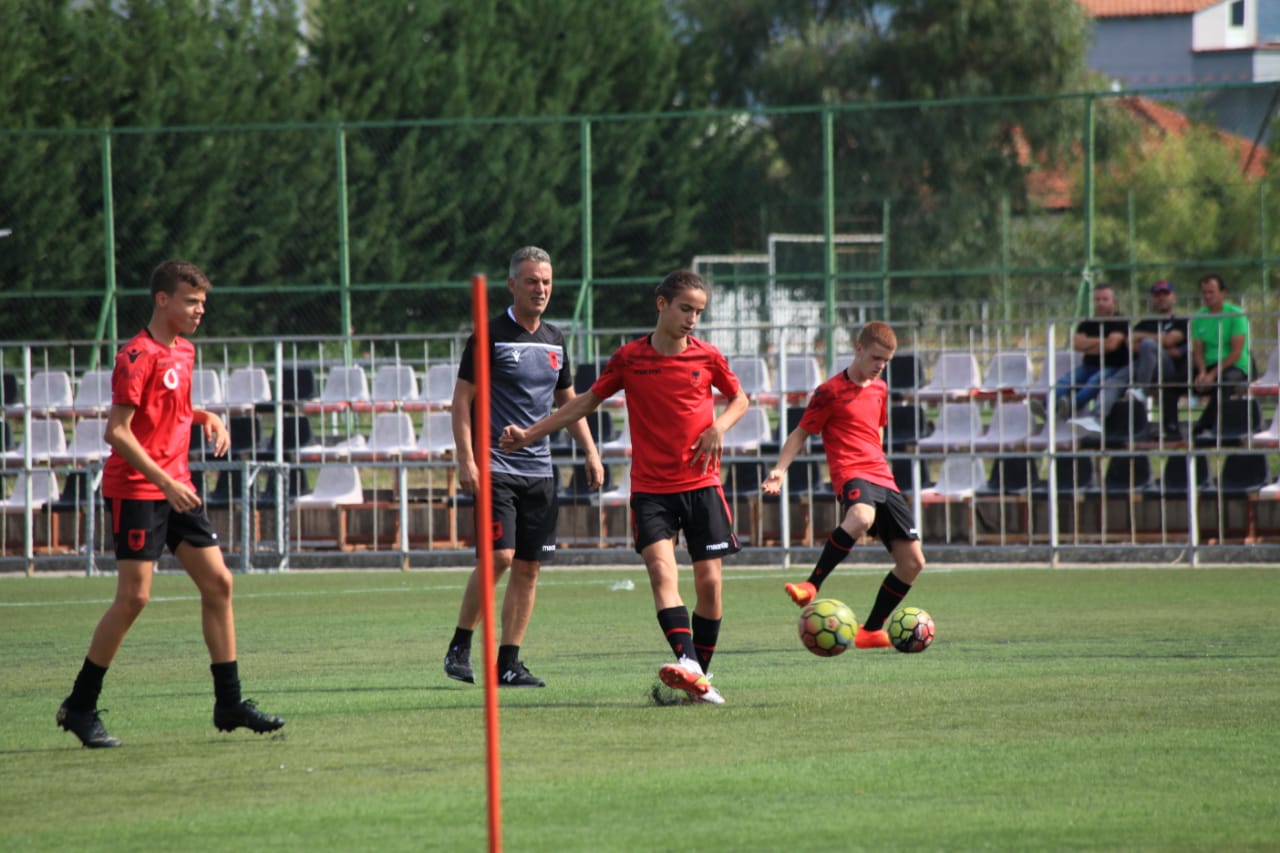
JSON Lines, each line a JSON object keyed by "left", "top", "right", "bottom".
{"left": 762, "top": 426, "right": 815, "bottom": 496}
{"left": 104, "top": 404, "right": 202, "bottom": 512}
{"left": 501, "top": 391, "right": 603, "bottom": 452}
{"left": 555, "top": 386, "right": 604, "bottom": 489}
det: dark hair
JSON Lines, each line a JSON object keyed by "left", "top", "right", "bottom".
{"left": 1094, "top": 281, "right": 1114, "bottom": 293}
{"left": 1198, "top": 273, "right": 1226, "bottom": 291}
{"left": 150, "top": 260, "right": 210, "bottom": 298}
{"left": 655, "top": 269, "right": 708, "bottom": 302}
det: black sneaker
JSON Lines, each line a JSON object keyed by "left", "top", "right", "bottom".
{"left": 214, "top": 699, "right": 285, "bottom": 734}
{"left": 56, "top": 702, "right": 122, "bottom": 748}
{"left": 444, "top": 645, "right": 475, "bottom": 684}
{"left": 498, "top": 659, "right": 546, "bottom": 688}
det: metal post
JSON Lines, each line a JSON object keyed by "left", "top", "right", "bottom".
{"left": 576, "top": 118, "right": 594, "bottom": 366}
{"left": 335, "top": 124, "right": 353, "bottom": 365}
{"left": 821, "top": 107, "right": 837, "bottom": 375}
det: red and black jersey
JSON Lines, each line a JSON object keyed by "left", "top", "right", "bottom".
{"left": 798, "top": 370, "right": 898, "bottom": 492}
{"left": 101, "top": 329, "right": 196, "bottom": 500}
{"left": 591, "top": 335, "right": 741, "bottom": 494}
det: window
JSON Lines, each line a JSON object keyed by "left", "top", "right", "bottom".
{"left": 1230, "top": 0, "right": 1245, "bottom": 28}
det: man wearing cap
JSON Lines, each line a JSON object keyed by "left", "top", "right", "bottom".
{"left": 1132, "top": 280, "right": 1190, "bottom": 441}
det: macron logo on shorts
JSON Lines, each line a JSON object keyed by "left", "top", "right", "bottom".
{"left": 704, "top": 542, "right": 729, "bottom": 552}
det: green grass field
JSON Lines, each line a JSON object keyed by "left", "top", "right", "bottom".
{"left": 3, "top": 564, "right": 1278, "bottom": 851}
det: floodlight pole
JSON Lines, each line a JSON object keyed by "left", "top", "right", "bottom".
{"left": 471, "top": 273, "right": 502, "bottom": 853}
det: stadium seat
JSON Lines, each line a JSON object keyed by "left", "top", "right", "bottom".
{"left": 972, "top": 401, "right": 1035, "bottom": 452}
{"left": 68, "top": 370, "right": 114, "bottom": 417}
{"left": 1251, "top": 403, "right": 1280, "bottom": 448}
{"left": 191, "top": 369, "right": 225, "bottom": 409}
{"left": 915, "top": 353, "right": 981, "bottom": 403}
{"left": 976, "top": 352, "right": 1034, "bottom": 401}
{"left": 57, "top": 418, "right": 110, "bottom": 465}
{"left": 351, "top": 412, "right": 419, "bottom": 461}
{"left": 1029, "top": 350, "right": 1080, "bottom": 400}
{"left": 417, "top": 411, "right": 456, "bottom": 458}
{"left": 3, "top": 419, "right": 67, "bottom": 465}
{"left": 361, "top": 364, "right": 420, "bottom": 412}
{"left": 279, "top": 365, "right": 318, "bottom": 408}
{"left": 9, "top": 370, "right": 73, "bottom": 418}
{"left": 722, "top": 406, "right": 773, "bottom": 454}
{"left": 916, "top": 401, "right": 982, "bottom": 453}
{"left": 977, "top": 456, "right": 1042, "bottom": 495}
{"left": 599, "top": 419, "right": 631, "bottom": 457}
{"left": 727, "top": 356, "right": 775, "bottom": 404}
{"left": 223, "top": 367, "right": 273, "bottom": 414}
{"left": 1091, "top": 454, "right": 1154, "bottom": 495}
{"left": 0, "top": 469, "right": 59, "bottom": 512}
{"left": 293, "top": 465, "right": 366, "bottom": 550}
{"left": 1193, "top": 397, "right": 1261, "bottom": 447}
{"left": 1248, "top": 348, "right": 1279, "bottom": 396}
{"left": 305, "top": 365, "right": 370, "bottom": 414}
{"left": 779, "top": 355, "right": 823, "bottom": 401}
{"left": 920, "top": 456, "right": 987, "bottom": 502}
{"left": 884, "top": 403, "right": 927, "bottom": 451}
{"left": 419, "top": 364, "right": 457, "bottom": 410}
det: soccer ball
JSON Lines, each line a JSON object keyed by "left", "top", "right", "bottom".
{"left": 798, "top": 598, "right": 857, "bottom": 657}
{"left": 887, "top": 606, "right": 935, "bottom": 653}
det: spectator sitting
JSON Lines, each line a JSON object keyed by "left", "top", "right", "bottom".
{"left": 1190, "top": 273, "right": 1252, "bottom": 438}
{"left": 1132, "top": 280, "right": 1190, "bottom": 441}
{"left": 1053, "top": 282, "right": 1132, "bottom": 423}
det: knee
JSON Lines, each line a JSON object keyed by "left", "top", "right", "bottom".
{"left": 116, "top": 589, "right": 150, "bottom": 619}
{"left": 897, "top": 549, "right": 926, "bottom": 583}
{"left": 509, "top": 560, "right": 540, "bottom": 582}
{"left": 202, "top": 569, "right": 234, "bottom": 606}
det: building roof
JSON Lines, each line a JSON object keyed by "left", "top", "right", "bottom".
{"left": 1077, "top": 0, "right": 1220, "bottom": 17}
{"left": 1024, "top": 95, "right": 1268, "bottom": 209}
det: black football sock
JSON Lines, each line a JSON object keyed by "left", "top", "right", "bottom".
{"left": 449, "top": 627, "right": 474, "bottom": 651}
{"left": 211, "top": 660, "right": 242, "bottom": 709}
{"left": 66, "top": 657, "right": 108, "bottom": 712}
{"left": 863, "top": 572, "right": 912, "bottom": 631}
{"left": 656, "top": 606, "right": 696, "bottom": 664}
{"left": 808, "top": 527, "right": 856, "bottom": 589}
{"left": 497, "top": 645, "right": 519, "bottom": 671}
{"left": 691, "top": 612, "right": 721, "bottom": 673}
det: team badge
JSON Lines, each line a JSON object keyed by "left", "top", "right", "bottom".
{"left": 548, "top": 350, "right": 559, "bottom": 371}
{"left": 127, "top": 529, "right": 146, "bottom": 552}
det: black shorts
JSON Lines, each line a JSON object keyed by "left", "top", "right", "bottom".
{"left": 109, "top": 498, "right": 220, "bottom": 561}
{"left": 630, "top": 486, "right": 740, "bottom": 561}
{"left": 836, "top": 478, "right": 920, "bottom": 553}
{"left": 483, "top": 473, "right": 559, "bottom": 563}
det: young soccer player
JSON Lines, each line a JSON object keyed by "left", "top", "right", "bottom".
{"left": 443, "top": 246, "right": 602, "bottom": 688}
{"left": 500, "top": 270, "right": 748, "bottom": 704}
{"left": 56, "top": 260, "right": 284, "bottom": 748}
{"left": 762, "top": 321, "right": 927, "bottom": 649}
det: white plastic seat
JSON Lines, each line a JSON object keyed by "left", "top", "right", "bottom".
{"left": 4, "top": 419, "right": 68, "bottom": 464}
{"left": 916, "top": 353, "right": 982, "bottom": 403}
{"left": 1249, "top": 348, "right": 1279, "bottom": 396}
{"left": 351, "top": 412, "right": 418, "bottom": 460}
{"left": 920, "top": 457, "right": 987, "bottom": 501}
{"left": 1252, "top": 404, "right": 1280, "bottom": 449}
{"left": 69, "top": 370, "right": 114, "bottom": 416}
{"left": 723, "top": 406, "right": 774, "bottom": 454}
{"left": 728, "top": 356, "right": 774, "bottom": 402}
{"left": 418, "top": 411, "right": 457, "bottom": 458}
{"left": 976, "top": 353, "right": 1034, "bottom": 400}
{"left": 59, "top": 418, "right": 110, "bottom": 464}
{"left": 0, "top": 469, "right": 60, "bottom": 511}
{"left": 11, "top": 370, "right": 74, "bottom": 417}
{"left": 779, "top": 355, "right": 823, "bottom": 398}
{"left": 362, "top": 365, "right": 420, "bottom": 412}
{"left": 223, "top": 367, "right": 272, "bottom": 413}
{"left": 191, "top": 369, "right": 225, "bottom": 409}
{"left": 305, "top": 365, "right": 369, "bottom": 413}
{"left": 916, "top": 402, "right": 983, "bottom": 452}
{"left": 972, "top": 402, "right": 1034, "bottom": 452}
{"left": 419, "top": 364, "right": 457, "bottom": 410}
{"left": 295, "top": 465, "right": 365, "bottom": 507}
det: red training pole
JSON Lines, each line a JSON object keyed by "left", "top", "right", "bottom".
{"left": 471, "top": 273, "right": 502, "bottom": 853}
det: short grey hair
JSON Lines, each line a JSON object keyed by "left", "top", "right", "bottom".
{"left": 509, "top": 246, "right": 551, "bottom": 279}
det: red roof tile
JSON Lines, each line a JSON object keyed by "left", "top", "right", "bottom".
{"left": 1077, "top": 0, "right": 1219, "bottom": 17}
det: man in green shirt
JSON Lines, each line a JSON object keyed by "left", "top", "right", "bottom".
{"left": 1190, "top": 273, "right": 1251, "bottom": 436}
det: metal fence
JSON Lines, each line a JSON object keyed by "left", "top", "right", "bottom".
{"left": 1, "top": 83, "right": 1278, "bottom": 365}
{"left": 4, "top": 311, "right": 1280, "bottom": 573}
